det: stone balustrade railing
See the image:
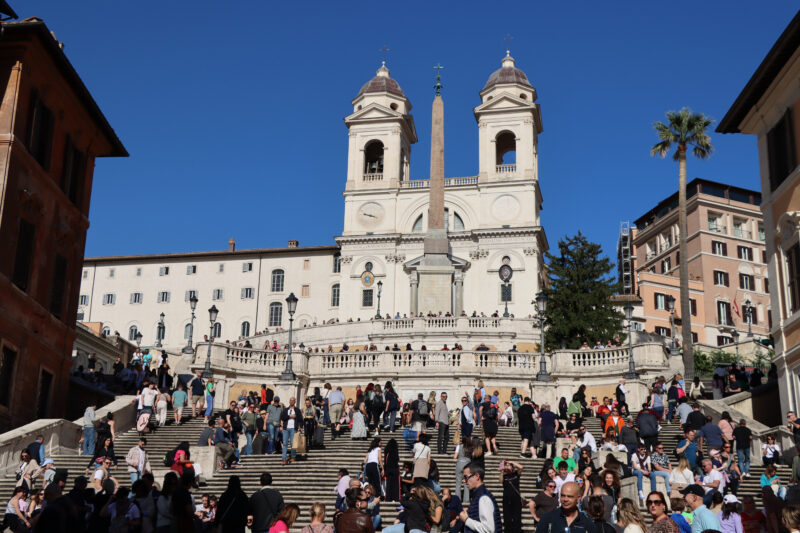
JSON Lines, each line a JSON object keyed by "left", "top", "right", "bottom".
{"left": 399, "top": 176, "right": 479, "bottom": 189}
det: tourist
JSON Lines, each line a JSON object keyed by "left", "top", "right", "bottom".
{"left": 529, "top": 477, "right": 558, "bottom": 524}
{"left": 698, "top": 416, "right": 725, "bottom": 455}
{"left": 155, "top": 471, "right": 177, "bottom": 533}
{"left": 501, "top": 460, "right": 524, "bottom": 533}
{"left": 441, "top": 488, "right": 463, "bottom": 532}
{"left": 458, "top": 462, "right": 502, "bottom": 533}
{"left": 582, "top": 474, "right": 615, "bottom": 523}
{"left": 364, "top": 437, "right": 384, "bottom": 498}
{"left": 620, "top": 418, "right": 640, "bottom": 461}
{"left": 266, "top": 397, "right": 283, "bottom": 453}
{"left": 384, "top": 438, "right": 401, "bottom": 502}
{"left": 717, "top": 494, "right": 743, "bottom": 533}
{"left": 645, "top": 491, "right": 679, "bottom": 533}
{"left": 351, "top": 398, "right": 368, "bottom": 440}
{"left": 281, "top": 397, "right": 299, "bottom": 464}
{"left": 480, "top": 394, "right": 500, "bottom": 456}
{"left": 534, "top": 481, "right": 594, "bottom": 533}
{"left": 383, "top": 382, "right": 400, "bottom": 432}
{"left": 25, "top": 435, "right": 45, "bottom": 466}
{"left": 336, "top": 487, "right": 375, "bottom": 533}
{"left": 248, "top": 473, "right": 285, "bottom": 533}
{"left": 459, "top": 393, "right": 475, "bottom": 438}
{"left": 27, "top": 487, "right": 44, "bottom": 520}
{"left": 587, "top": 494, "right": 617, "bottom": 533}
{"left": 100, "top": 486, "right": 141, "bottom": 532}
{"left": 413, "top": 433, "right": 432, "bottom": 486}
{"left": 5, "top": 486, "right": 32, "bottom": 531}
{"left": 171, "top": 471, "right": 197, "bottom": 533}
{"left": 649, "top": 386, "right": 666, "bottom": 421}
{"left": 666, "top": 380, "right": 681, "bottom": 424}
{"left": 667, "top": 457, "right": 694, "bottom": 500}
{"left": 212, "top": 418, "right": 237, "bottom": 469}
{"left": 265, "top": 503, "right": 299, "bottom": 533}
{"left": 125, "top": 437, "right": 152, "bottom": 485}
{"left": 301, "top": 503, "right": 334, "bottom": 533}
{"left": 685, "top": 404, "right": 706, "bottom": 433}
{"left": 739, "top": 495, "right": 765, "bottom": 533}
{"left": 618, "top": 498, "right": 647, "bottom": 533}
{"left": 82, "top": 403, "right": 97, "bottom": 456}
{"left": 638, "top": 406, "right": 660, "bottom": 451}
{"left": 717, "top": 444, "right": 742, "bottom": 495}
{"left": 384, "top": 484, "right": 428, "bottom": 533}
{"left": 604, "top": 407, "right": 625, "bottom": 438}
{"left": 554, "top": 461, "right": 576, "bottom": 498}
{"left": 518, "top": 397, "right": 538, "bottom": 458}
{"left": 132, "top": 479, "right": 156, "bottom": 533}
{"left": 170, "top": 441, "right": 193, "bottom": 477}
{"left": 539, "top": 404, "right": 559, "bottom": 459}
{"left": 574, "top": 424, "right": 598, "bottom": 462}
{"left": 215, "top": 476, "right": 250, "bottom": 533}
{"left": 698, "top": 458, "right": 723, "bottom": 506}
{"left": 602, "top": 469, "right": 622, "bottom": 506}
{"left": 676, "top": 398, "right": 693, "bottom": 427}
{"left": 454, "top": 436, "right": 474, "bottom": 503}
{"left": 688, "top": 377, "right": 705, "bottom": 400}
{"left": 762, "top": 434, "right": 781, "bottom": 466}
{"left": 171, "top": 382, "right": 188, "bottom": 425}
{"left": 189, "top": 372, "right": 205, "bottom": 419}
{"left": 242, "top": 403, "right": 258, "bottom": 456}
{"left": 669, "top": 498, "right": 692, "bottom": 533}
{"left": 733, "top": 419, "right": 752, "bottom": 478}
{"left": 676, "top": 430, "right": 701, "bottom": 475}
{"left": 554, "top": 447, "right": 577, "bottom": 473}
{"left": 197, "top": 419, "right": 215, "bottom": 447}
{"left": 369, "top": 384, "right": 384, "bottom": 436}
{"left": 761, "top": 463, "right": 785, "bottom": 499}
{"left": 680, "top": 484, "right": 721, "bottom": 533}
{"left": 411, "top": 393, "right": 431, "bottom": 433}
{"left": 510, "top": 388, "right": 522, "bottom": 426}
{"left": 155, "top": 387, "right": 171, "bottom": 427}
{"left": 616, "top": 379, "right": 630, "bottom": 414}
{"left": 632, "top": 444, "right": 654, "bottom": 504}
{"left": 204, "top": 377, "right": 216, "bottom": 420}
{"left": 434, "top": 392, "right": 450, "bottom": 455}
{"left": 650, "top": 442, "right": 673, "bottom": 496}
{"left": 783, "top": 506, "right": 800, "bottom": 533}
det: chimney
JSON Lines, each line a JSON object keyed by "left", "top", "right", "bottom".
{"left": 228, "top": 238, "right": 236, "bottom": 252}
{"left": 288, "top": 240, "right": 299, "bottom": 248}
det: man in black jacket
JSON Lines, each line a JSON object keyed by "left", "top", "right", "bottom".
{"left": 685, "top": 404, "right": 706, "bottom": 432}
{"left": 247, "top": 473, "right": 285, "bottom": 533}
{"left": 636, "top": 406, "right": 660, "bottom": 452}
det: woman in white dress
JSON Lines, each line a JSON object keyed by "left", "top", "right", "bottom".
{"left": 350, "top": 399, "right": 368, "bottom": 440}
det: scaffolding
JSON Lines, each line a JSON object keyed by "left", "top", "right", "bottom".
{"left": 617, "top": 221, "right": 635, "bottom": 295}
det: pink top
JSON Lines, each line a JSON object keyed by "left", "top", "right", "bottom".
{"left": 719, "top": 419, "right": 735, "bottom": 441}
{"left": 269, "top": 520, "right": 289, "bottom": 533}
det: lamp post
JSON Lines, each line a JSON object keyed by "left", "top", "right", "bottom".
{"left": 503, "top": 284, "right": 510, "bottom": 318}
{"left": 134, "top": 331, "right": 143, "bottom": 348}
{"left": 624, "top": 302, "right": 639, "bottom": 379}
{"left": 202, "top": 305, "right": 218, "bottom": 379}
{"left": 732, "top": 329, "right": 740, "bottom": 366}
{"left": 183, "top": 295, "right": 198, "bottom": 354}
{"left": 155, "top": 312, "right": 165, "bottom": 348}
{"left": 745, "top": 298, "right": 753, "bottom": 338}
{"left": 535, "top": 291, "right": 550, "bottom": 382}
{"left": 281, "top": 292, "right": 298, "bottom": 381}
{"left": 375, "top": 281, "right": 383, "bottom": 319}
{"left": 667, "top": 295, "right": 679, "bottom": 356}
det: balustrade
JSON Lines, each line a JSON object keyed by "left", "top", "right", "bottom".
{"left": 363, "top": 173, "right": 383, "bottom": 181}
{"left": 496, "top": 164, "right": 516, "bottom": 174}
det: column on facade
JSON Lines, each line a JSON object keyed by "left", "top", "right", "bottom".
{"left": 409, "top": 273, "right": 419, "bottom": 315}
{"left": 454, "top": 272, "right": 464, "bottom": 316}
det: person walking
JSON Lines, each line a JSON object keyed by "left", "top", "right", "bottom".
{"left": 281, "top": 397, "right": 299, "bottom": 464}
{"left": 459, "top": 463, "right": 502, "bottom": 533}
{"left": 510, "top": 388, "right": 522, "bottom": 427}
{"left": 268, "top": 503, "right": 301, "bottom": 533}
{"left": 82, "top": 404, "right": 97, "bottom": 456}
{"left": 539, "top": 404, "right": 560, "bottom": 459}
{"left": 215, "top": 476, "right": 251, "bottom": 533}
{"left": 125, "top": 437, "right": 152, "bottom": 486}
{"left": 364, "top": 438, "right": 384, "bottom": 498}
{"left": 384, "top": 438, "right": 401, "bottom": 502}
{"left": 155, "top": 387, "right": 170, "bottom": 427}
{"left": 733, "top": 419, "right": 753, "bottom": 478}
{"left": 501, "top": 460, "right": 524, "bottom": 533}
{"left": 435, "top": 392, "right": 450, "bottom": 455}
{"left": 518, "top": 397, "right": 537, "bottom": 458}
{"left": 454, "top": 436, "right": 474, "bottom": 503}
{"left": 266, "top": 397, "right": 283, "bottom": 454}
{"left": 459, "top": 393, "right": 475, "bottom": 438}
{"left": 241, "top": 403, "right": 258, "bottom": 456}
{"left": 189, "top": 372, "right": 205, "bottom": 419}
{"left": 247, "top": 473, "right": 285, "bottom": 533}
{"left": 171, "top": 382, "right": 188, "bottom": 425}
{"left": 383, "top": 383, "right": 400, "bottom": 433}
{"left": 204, "top": 377, "right": 216, "bottom": 420}
{"left": 328, "top": 386, "right": 345, "bottom": 438}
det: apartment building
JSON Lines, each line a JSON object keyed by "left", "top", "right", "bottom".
{"left": 718, "top": 10, "right": 800, "bottom": 413}
{"left": 632, "top": 178, "right": 770, "bottom": 347}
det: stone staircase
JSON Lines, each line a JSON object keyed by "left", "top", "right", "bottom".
{"left": 0, "top": 410, "right": 791, "bottom": 531}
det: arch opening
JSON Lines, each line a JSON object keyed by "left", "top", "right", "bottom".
{"left": 495, "top": 131, "right": 517, "bottom": 165}
{"left": 364, "top": 141, "right": 384, "bottom": 174}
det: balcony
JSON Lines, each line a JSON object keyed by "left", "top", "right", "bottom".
{"left": 708, "top": 225, "right": 727, "bottom": 234}
{"left": 363, "top": 173, "right": 383, "bottom": 182}
{"left": 733, "top": 228, "right": 752, "bottom": 240}
{"left": 496, "top": 164, "right": 516, "bottom": 174}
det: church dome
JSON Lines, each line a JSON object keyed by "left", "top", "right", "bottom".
{"left": 357, "top": 61, "right": 406, "bottom": 98}
{"left": 482, "top": 52, "right": 532, "bottom": 91}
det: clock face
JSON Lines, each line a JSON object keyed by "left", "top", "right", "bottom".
{"left": 357, "top": 202, "right": 384, "bottom": 227}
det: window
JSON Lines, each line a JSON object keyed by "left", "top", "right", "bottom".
{"left": 76, "top": 311, "right": 84, "bottom": 321}
{"left": 331, "top": 283, "right": 340, "bottom": 307}
{"left": 690, "top": 298, "right": 697, "bottom": 316}
{"left": 758, "top": 224, "right": 765, "bottom": 241}
{"left": 362, "top": 289, "right": 374, "bottom": 307}
{"left": 108, "top": 268, "right": 115, "bottom": 278}
{"left": 184, "top": 323, "right": 192, "bottom": 339}
{"left": 500, "top": 283, "right": 512, "bottom": 302}
{"left": 739, "top": 273, "right": 754, "bottom": 290}
{"left": 767, "top": 108, "right": 796, "bottom": 191}
{"left": 453, "top": 212, "right": 465, "bottom": 231}
{"left": 159, "top": 266, "right": 169, "bottom": 276}
{"left": 333, "top": 254, "right": 341, "bottom": 273}
{"left": 788, "top": 242, "right": 800, "bottom": 313}
{"left": 714, "top": 270, "right": 729, "bottom": 287}
{"left": 0, "top": 346, "right": 17, "bottom": 407}
{"left": 128, "top": 326, "right": 139, "bottom": 341}
{"left": 661, "top": 257, "right": 671, "bottom": 273}
{"left": 61, "top": 136, "right": 85, "bottom": 207}
{"left": 733, "top": 218, "right": 749, "bottom": 239}
{"left": 212, "top": 322, "right": 222, "bottom": 338}
{"left": 12, "top": 219, "right": 36, "bottom": 291}
{"left": 654, "top": 292, "right": 667, "bottom": 311}
{"left": 212, "top": 289, "right": 224, "bottom": 301}
{"left": 79, "top": 294, "right": 88, "bottom": 306}
{"left": 692, "top": 332, "right": 699, "bottom": 343}
{"left": 102, "top": 326, "right": 111, "bottom": 337}
{"left": 765, "top": 277, "right": 770, "bottom": 294}
{"left": 708, "top": 215, "right": 723, "bottom": 232}
{"left": 717, "top": 335, "right": 733, "bottom": 347}
{"left": 241, "top": 287, "right": 254, "bottom": 299}
{"left": 762, "top": 250, "right": 768, "bottom": 264}
{"left": 130, "top": 292, "right": 143, "bottom": 304}
{"left": 303, "top": 259, "right": 310, "bottom": 270}
{"left": 301, "top": 285, "right": 310, "bottom": 298}
{"left": 27, "top": 90, "right": 54, "bottom": 170}
{"left": 136, "top": 267, "right": 142, "bottom": 277}
{"left": 746, "top": 305, "right": 758, "bottom": 325}
{"left": 102, "top": 293, "right": 116, "bottom": 305}
{"left": 495, "top": 130, "right": 516, "bottom": 165}
{"left": 364, "top": 262, "right": 373, "bottom": 272}
{"left": 83, "top": 270, "right": 88, "bottom": 279}
{"left": 157, "top": 291, "right": 170, "bottom": 303}
{"left": 655, "top": 326, "right": 671, "bottom": 337}
{"left": 48, "top": 255, "right": 68, "bottom": 319}
{"left": 241, "top": 321, "right": 251, "bottom": 337}
{"left": 186, "top": 265, "right": 197, "bottom": 275}
{"left": 185, "top": 290, "right": 197, "bottom": 301}
{"left": 738, "top": 246, "right": 753, "bottom": 261}
{"left": 219, "top": 263, "right": 225, "bottom": 273}
{"left": 271, "top": 269, "right": 284, "bottom": 292}
{"left": 717, "top": 301, "right": 732, "bottom": 326}
{"left": 364, "top": 140, "right": 384, "bottom": 174}
{"left": 712, "top": 241, "right": 727, "bottom": 256}
{"left": 242, "top": 262, "right": 253, "bottom": 272}
{"left": 413, "top": 215, "right": 424, "bottom": 233}
{"left": 268, "top": 302, "right": 283, "bottom": 327}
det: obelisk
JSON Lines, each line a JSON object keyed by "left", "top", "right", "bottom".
{"left": 417, "top": 64, "right": 455, "bottom": 314}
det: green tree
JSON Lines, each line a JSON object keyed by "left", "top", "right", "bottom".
{"left": 544, "top": 232, "right": 623, "bottom": 349}
{"left": 651, "top": 108, "right": 714, "bottom": 379}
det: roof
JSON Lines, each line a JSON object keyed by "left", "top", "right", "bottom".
{"left": 482, "top": 54, "right": 532, "bottom": 91}
{"left": 357, "top": 62, "right": 405, "bottom": 98}
{"left": 717, "top": 10, "right": 800, "bottom": 133}
{"left": 84, "top": 244, "right": 340, "bottom": 264}
{"left": 1, "top": 19, "right": 127, "bottom": 157}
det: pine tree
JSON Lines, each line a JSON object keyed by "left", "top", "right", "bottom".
{"left": 544, "top": 232, "right": 623, "bottom": 349}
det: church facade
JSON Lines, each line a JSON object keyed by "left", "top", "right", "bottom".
{"left": 78, "top": 54, "right": 549, "bottom": 351}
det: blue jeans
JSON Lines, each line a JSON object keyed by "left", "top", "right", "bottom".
{"left": 323, "top": 399, "right": 330, "bottom": 425}
{"left": 204, "top": 395, "right": 214, "bottom": 417}
{"left": 282, "top": 428, "right": 296, "bottom": 461}
{"left": 267, "top": 424, "right": 280, "bottom": 454}
{"left": 130, "top": 471, "right": 142, "bottom": 485}
{"left": 651, "top": 470, "right": 671, "bottom": 494}
{"left": 243, "top": 432, "right": 253, "bottom": 455}
{"left": 634, "top": 470, "right": 650, "bottom": 492}
{"left": 667, "top": 400, "right": 677, "bottom": 422}
{"left": 738, "top": 448, "right": 751, "bottom": 474}
{"left": 83, "top": 427, "right": 96, "bottom": 456}
{"left": 384, "top": 409, "right": 398, "bottom": 431}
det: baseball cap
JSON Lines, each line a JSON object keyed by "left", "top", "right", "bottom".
{"left": 680, "top": 484, "right": 705, "bottom": 498}
{"left": 723, "top": 494, "right": 741, "bottom": 504}
{"left": 274, "top": 396, "right": 280, "bottom": 403}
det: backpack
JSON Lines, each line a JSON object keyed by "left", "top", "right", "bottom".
{"left": 417, "top": 400, "right": 429, "bottom": 417}
{"left": 485, "top": 405, "right": 498, "bottom": 420}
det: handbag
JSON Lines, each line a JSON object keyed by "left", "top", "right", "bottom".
{"left": 293, "top": 430, "right": 306, "bottom": 454}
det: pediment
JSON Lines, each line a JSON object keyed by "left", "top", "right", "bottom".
{"left": 404, "top": 254, "right": 470, "bottom": 269}
{"left": 345, "top": 102, "right": 403, "bottom": 123}
{"left": 474, "top": 94, "right": 535, "bottom": 114}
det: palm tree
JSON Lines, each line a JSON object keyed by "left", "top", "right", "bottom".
{"left": 651, "top": 108, "right": 713, "bottom": 379}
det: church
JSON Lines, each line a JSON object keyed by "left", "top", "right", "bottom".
{"left": 78, "top": 53, "right": 549, "bottom": 349}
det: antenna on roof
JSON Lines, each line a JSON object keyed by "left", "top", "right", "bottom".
{"left": 0, "top": 1, "right": 18, "bottom": 21}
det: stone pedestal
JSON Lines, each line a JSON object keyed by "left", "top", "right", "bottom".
{"left": 274, "top": 379, "right": 305, "bottom": 404}
{"left": 417, "top": 263, "right": 454, "bottom": 314}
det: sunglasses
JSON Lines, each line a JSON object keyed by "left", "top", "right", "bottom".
{"left": 462, "top": 473, "right": 477, "bottom": 481}
{"left": 646, "top": 500, "right": 665, "bottom": 506}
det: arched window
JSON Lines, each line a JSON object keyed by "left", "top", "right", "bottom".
{"left": 102, "top": 326, "right": 111, "bottom": 337}
{"left": 128, "top": 325, "right": 139, "bottom": 341}
{"left": 212, "top": 322, "right": 222, "bottom": 338}
{"left": 364, "top": 141, "right": 384, "bottom": 174}
{"left": 271, "top": 269, "right": 284, "bottom": 292}
{"left": 184, "top": 323, "right": 192, "bottom": 339}
{"left": 269, "top": 302, "right": 283, "bottom": 327}
{"left": 331, "top": 284, "right": 340, "bottom": 307}
{"left": 495, "top": 131, "right": 517, "bottom": 165}
{"left": 241, "top": 321, "right": 251, "bottom": 337}
{"left": 413, "top": 215, "right": 424, "bottom": 233}
{"left": 400, "top": 149, "right": 407, "bottom": 182}
{"left": 454, "top": 212, "right": 465, "bottom": 231}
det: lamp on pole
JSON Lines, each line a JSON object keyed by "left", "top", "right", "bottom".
{"left": 624, "top": 302, "right": 639, "bottom": 379}
{"left": 281, "top": 292, "right": 299, "bottom": 381}
{"left": 732, "top": 329, "right": 740, "bottom": 366}
{"left": 375, "top": 281, "right": 383, "bottom": 319}
{"left": 155, "top": 312, "right": 165, "bottom": 348}
{"left": 666, "top": 295, "right": 679, "bottom": 356}
{"left": 535, "top": 291, "right": 550, "bottom": 382}
{"left": 134, "top": 331, "right": 143, "bottom": 348}
{"left": 503, "top": 284, "right": 510, "bottom": 318}
{"left": 183, "top": 295, "right": 198, "bottom": 354}
{"left": 745, "top": 298, "right": 753, "bottom": 338}
{"left": 202, "top": 305, "right": 218, "bottom": 379}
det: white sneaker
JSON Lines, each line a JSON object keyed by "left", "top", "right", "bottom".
{"left": 486, "top": 451, "right": 493, "bottom": 456}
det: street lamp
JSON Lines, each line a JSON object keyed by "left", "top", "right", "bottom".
{"left": 183, "top": 295, "right": 198, "bottom": 354}
{"left": 666, "top": 295, "right": 679, "bottom": 356}
{"left": 745, "top": 298, "right": 753, "bottom": 338}
{"left": 155, "top": 312, "right": 165, "bottom": 347}
{"left": 134, "top": 331, "right": 143, "bottom": 348}
{"left": 535, "top": 291, "right": 550, "bottom": 382}
{"left": 281, "top": 292, "right": 299, "bottom": 381}
{"left": 202, "top": 305, "right": 219, "bottom": 379}
{"left": 503, "top": 283, "right": 510, "bottom": 318}
{"left": 624, "top": 302, "right": 639, "bottom": 379}
{"left": 375, "top": 281, "right": 383, "bottom": 319}
{"left": 732, "top": 329, "right": 740, "bottom": 366}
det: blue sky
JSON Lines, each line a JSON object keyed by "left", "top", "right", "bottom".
{"left": 28, "top": 1, "right": 796, "bottom": 263}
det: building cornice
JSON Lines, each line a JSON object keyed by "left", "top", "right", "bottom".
{"left": 84, "top": 244, "right": 341, "bottom": 264}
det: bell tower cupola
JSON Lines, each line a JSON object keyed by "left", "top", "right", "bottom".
{"left": 474, "top": 51, "right": 543, "bottom": 182}
{"left": 344, "top": 62, "right": 417, "bottom": 191}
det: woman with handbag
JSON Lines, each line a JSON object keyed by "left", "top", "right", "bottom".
{"left": 762, "top": 435, "right": 782, "bottom": 466}
{"left": 669, "top": 457, "right": 695, "bottom": 499}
